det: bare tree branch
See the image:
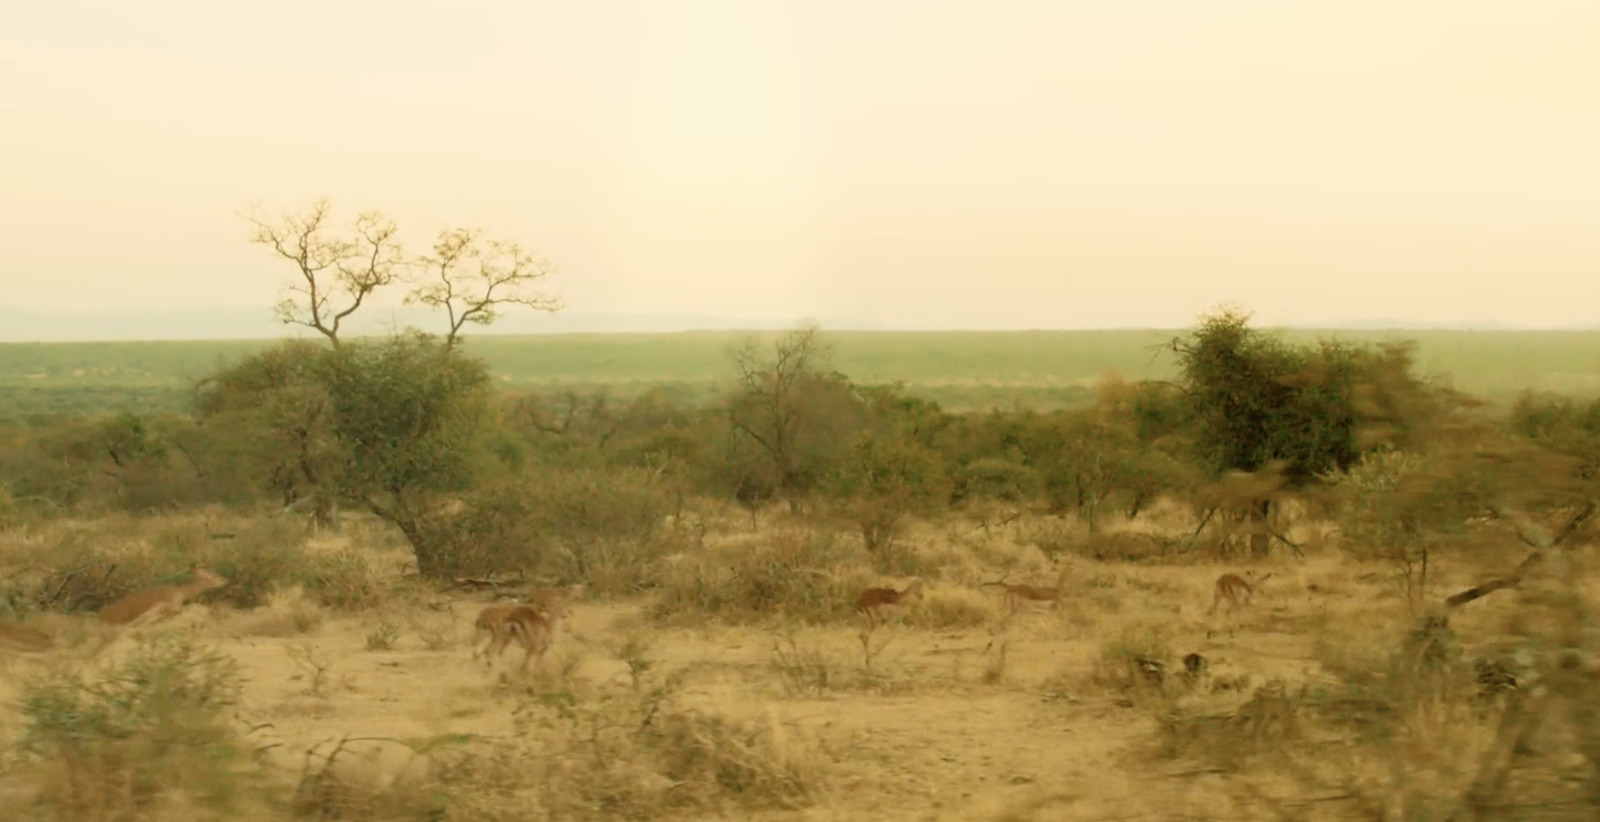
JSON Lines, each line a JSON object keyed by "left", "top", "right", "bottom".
{"left": 1443, "top": 502, "right": 1596, "bottom": 608}
{"left": 242, "top": 199, "right": 405, "bottom": 347}
{"left": 407, "top": 227, "right": 562, "bottom": 349}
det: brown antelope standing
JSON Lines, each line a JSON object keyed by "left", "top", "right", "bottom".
{"left": 94, "top": 568, "right": 229, "bottom": 651}
{"left": 481, "top": 599, "right": 568, "bottom": 672}
{"left": 854, "top": 579, "right": 924, "bottom": 631}
{"left": 1209, "top": 571, "right": 1271, "bottom": 617}
{"left": 0, "top": 621, "right": 55, "bottom": 654}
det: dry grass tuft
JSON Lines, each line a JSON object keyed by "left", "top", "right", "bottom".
{"left": 907, "top": 583, "right": 999, "bottom": 629}
{"left": 235, "top": 586, "right": 328, "bottom": 638}
{"left": 649, "top": 526, "right": 873, "bottom": 625}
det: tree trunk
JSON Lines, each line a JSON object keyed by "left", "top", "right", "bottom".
{"left": 313, "top": 494, "right": 340, "bottom": 532}
{"left": 369, "top": 497, "right": 448, "bottom": 579}
{"left": 1126, "top": 490, "right": 1148, "bottom": 521}
{"left": 1249, "top": 498, "right": 1272, "bottom": 558}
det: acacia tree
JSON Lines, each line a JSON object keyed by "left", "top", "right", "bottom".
{"left": 194, "top": 340, "right": 342, "bottom": 527}
{"left": 828, "top": 387, "right": 951, "bottom": 568}
{"left": 228, "top": 199, "right": 564, "bottom": 556}
{"left": 196, "top": 333, "right": 497, "bottom": 574}
{"left": 1171, "top": 307, "right": 1429, "bottom": 556}
{"left": 317, "top": 332, "right": 495, "bottom": 576}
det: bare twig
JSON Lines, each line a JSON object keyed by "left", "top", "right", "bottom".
{"left": 407, "top": 227, "right": 561, "bottom": 349}
{"left": 242, "top": 199, "right": 405, "bottom": 347}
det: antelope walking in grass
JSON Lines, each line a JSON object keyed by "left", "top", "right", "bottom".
{"left": 478, "top": 599, "right": 569, "bottom": 672}
{"left": 471, "top": 583, "right": 583, "bottom": 660}
{"left": 984, "top": 566, "right": 1070, "bottom": 624}
{"left": 1209, "top": 571, "right": 1271, "bottom": 617}
{"left": 854, "top": 579, "right": 924, "bottom": 631}
{"left": 471, "top": 603, "right": 524, "bottom": 662}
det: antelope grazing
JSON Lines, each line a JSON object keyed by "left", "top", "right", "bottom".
{"left": 94, "top": 568, "right": 228, "bottom": 651}
{"left": 985, "top": 567, "right": 1070, "bottom": 622}
{"left": 854, "top": 579, "right": 924, "bottom": 631}
{"left": 0, "top": 621, "right": 55, "bottom": 654}
{"left": 1209, "top": 571, "right": 1271, "bottom": 617}
{"left": 481, "top": 599, "right": 568, "bottom": 672}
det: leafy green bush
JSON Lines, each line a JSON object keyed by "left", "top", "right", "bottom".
{"left": 951, "top": 456, "right": 1039, "bottom": 504}
{"left": 443, "top": 466, "right": 677, "bottom": 593}
{"left": 13, "top": 634, "right": 256, "bottom": 821}
{"left": 828, "top": 430, "right": 949, "bottom": 567}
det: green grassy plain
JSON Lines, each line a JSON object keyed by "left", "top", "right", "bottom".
{"left": 1, "top": 329, "right": 1597, "bottom": 418}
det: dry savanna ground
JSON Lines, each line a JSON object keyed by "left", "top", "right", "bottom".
{"left": 0, "top": 501, "right": 1579, "bottom": 821}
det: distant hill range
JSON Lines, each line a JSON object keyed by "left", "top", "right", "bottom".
{"left": 0, "top": 306, "right": 877, "bottom": 342}
{"left": 0, "top": 305, "right": 1594, "bottom": 343}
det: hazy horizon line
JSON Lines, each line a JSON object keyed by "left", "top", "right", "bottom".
{"left": 1, "top": 303, "right": 1595, "bottom": 344}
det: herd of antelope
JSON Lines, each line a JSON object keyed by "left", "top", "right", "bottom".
{"left": 0, "top": 561, "right": 1268, "bottom": 670}
{"left": 0, "top": 568, "right": 585, "bottom": 674}
{"left": 856, "top": 567, "right": 1268, "bottom": 631}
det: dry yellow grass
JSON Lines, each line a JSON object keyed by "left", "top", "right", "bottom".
{"left": 0, "top": 507, "right": 1588, "bottom": 821}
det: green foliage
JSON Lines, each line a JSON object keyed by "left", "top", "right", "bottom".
{"left": 194, "top": 339, "right": 339, "bottom": 508}
{"left": 0, "top": 385, "right": 193, "bottom": 421}
{"left": 830, "top": 429, "right": 949, "bottom": 562}
{"left": 442, "top": 466, "right": 675, "bottom": 590}
{"left": 724, "top": 326, "right": 870, "bottom": 507}
{"left": 1173, "top": 309, "right": 1432, "bottom": 486}
{"left": 4, "top": 318, "right": 1598, "bottom": 583}
{"left": 951, "top": 455, "right": 1039, "bottom": 504}
{"left": 16, "top": 634, "right": 253, "bottom": 820}
{"left": 1507, "top": 392, "right": 1600, "bottom": 509}
{"left": 196, "top": 333, "right": 495, "bottom": 576}
{"left": 650, "top": 527, "right": 868, "bottom": 625}
{"left": 0, "top": 516, "right": 382, "bottom": 617}
{"left": 187, "top": 519, "right": 313, "bottom": 609}
{"left": 1333, "top": 447, "right": 1456, "bottom": 599}
{"left": 1169, "top": 308, "right": 1442, "bottom": 555}
{"left": 826, "top": 383, "right": 952, "bottom": 559}
{"left": 20, "top": 635, "right": 242, "bottom": 754}
{"left": 318, "top": 332, "right": 492, "bottom": 507}
{"left": 6, "top": 329, "right": 1600, "bottom": 420}
{"left": 0, "top": 411, "right": 206, "bottom": 513}
{"left": 1028, "top": 408, "right": 1134, "bottom": 518}
{"left": 937, "top": 384, "right": 1191, "bottom": 525}
{"left": 1327, "top": 402, "right": 1596, "bottom": 599}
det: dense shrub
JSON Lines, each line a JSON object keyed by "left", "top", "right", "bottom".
{"left": 13, "top": 635, "right": 255, "bottom": 821}
{"left": 439, "top": 466, "right": 677, "bottom": 593}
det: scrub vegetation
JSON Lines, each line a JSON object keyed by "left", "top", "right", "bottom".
{"left": 3, "top": 201, "right": 1599, "bottom": 820}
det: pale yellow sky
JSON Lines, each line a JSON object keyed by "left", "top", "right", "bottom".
{"left": 2, "top": 0, "right": 1597, "bottom": 329}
